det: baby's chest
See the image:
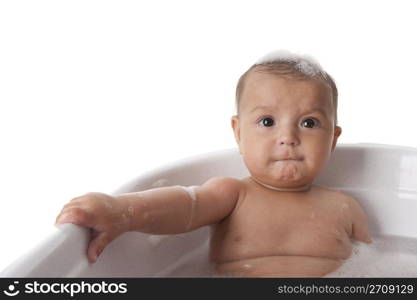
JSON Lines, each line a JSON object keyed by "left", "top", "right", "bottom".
{"left": 235, "top": 202, "right": 344, "bottom": 237}
{"left": 227, "top": 199, "right": 351, "bottom": 257}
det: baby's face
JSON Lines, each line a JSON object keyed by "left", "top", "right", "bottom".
{"left": 232, "top": 72, "right": 342, "bottom": 188}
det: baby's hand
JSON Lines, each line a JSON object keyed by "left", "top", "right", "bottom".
{"left": 55, "top": 192, "right": 130, "bottom": 263}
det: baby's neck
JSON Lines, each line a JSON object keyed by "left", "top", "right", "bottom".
{"left": 250, "top": 177, "right": 311, "bottom": 192}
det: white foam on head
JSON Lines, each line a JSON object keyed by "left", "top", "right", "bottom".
{"left": 256, "top": 50, "right": 325, "bottom": 77}
{"left": 327, "top": 235, "right": 417, "bottom": 277}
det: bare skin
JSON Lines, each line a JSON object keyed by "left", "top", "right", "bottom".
{"left": 55, "top": 176, "right": 370, "bottom": 277}
{"left": 210, "top": 177, "right": 370, "bottom": 277}
{"left": 56, "top": 71, "right": 371, "bottom": 277}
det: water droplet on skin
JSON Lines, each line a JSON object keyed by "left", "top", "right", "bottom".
{"left": 103, "top": 200, "right": 113, "bottom": 210}
{"left": 151, "top": 179, "right": 170, "bottom": 188}
{"left": 147, "top": 235, "right": 167, "bottom": 248}
{"left": 341, "top": 203, "right": 349, "bottom": 210}
{"left": 143, "top": 212, "right": 150, "bottom": 220}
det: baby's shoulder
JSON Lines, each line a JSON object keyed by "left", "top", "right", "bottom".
{"left": 313, "top": 185, "right": 357, "bottom": 204}
{"left": 201, "top": 176, "right": 245, "bottom": 198}
{"left": 314, "top": 185, "right": 348, "bottom": 196}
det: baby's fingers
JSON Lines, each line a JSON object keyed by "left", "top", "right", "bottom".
{"left": 55, "top": 207, "right": 94, "bottom": 228}
{"left": 87, "top": 232, "right": 115, "bottom": 264}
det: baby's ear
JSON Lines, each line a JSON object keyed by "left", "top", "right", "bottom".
{"left": 231, "top": 115, "right": 242, "bottom": 149}
{"left": 331, "top": 126, "right": 342, "bottom": 151}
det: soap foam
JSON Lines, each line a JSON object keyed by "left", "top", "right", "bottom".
{"left": 327, "top": 235, "right": 417, "bottom": 277}
{"left": 161, "top": 234, "right": 417, "bottom": 277}
{"left": 256, "top": 50, "right": 325, "bottom": 77}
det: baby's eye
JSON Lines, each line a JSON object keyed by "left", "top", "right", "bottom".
{"left": 259, "top": 117, "right": 275, "bottom": 127}
{"left": 301, "top": 118, "right": 320, "bottom": 128}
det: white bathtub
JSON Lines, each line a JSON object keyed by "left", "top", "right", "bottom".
{"left": 1, "top": 143, "right": 417, "bottom": 277}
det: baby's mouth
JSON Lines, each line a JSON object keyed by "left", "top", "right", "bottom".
{"left": 275, "top": 157, "right": 304, "bottom": 162}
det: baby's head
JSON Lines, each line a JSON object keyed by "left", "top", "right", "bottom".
{"left": 232, "top": 50, "right": 342, "bottom": 190}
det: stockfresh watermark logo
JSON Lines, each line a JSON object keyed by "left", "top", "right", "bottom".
{"left": 2, "top": 280, "right": 128, "bottom": 297}
{"left": 3, "top": 281, "right": 20, "bottom": 297}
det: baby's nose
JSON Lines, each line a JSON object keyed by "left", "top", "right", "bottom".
{"left": 277, "top": 128, "right": 300, "bottom": 146}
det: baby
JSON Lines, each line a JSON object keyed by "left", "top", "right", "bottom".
{"left": 56, "top": 50, "right": 371, "bottom": 277}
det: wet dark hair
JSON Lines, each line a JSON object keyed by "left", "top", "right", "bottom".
{"left": 235, "top": 53, "right": 338, "bottom": 125}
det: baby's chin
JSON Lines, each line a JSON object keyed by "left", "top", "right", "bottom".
{"left": 252, "top": 167, "right": 314, "bottom": 188}
{"left": 269, "top": 179, "right": 311, "bottom": 189}
{"left": 270, "top": 161, "right": 309, "bottom": 181}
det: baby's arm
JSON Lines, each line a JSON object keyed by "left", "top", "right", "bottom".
{"left": 348, "top": 196, "right": 372, "bottom": 243}
{"left": 55, "top": 176, "right": 241, "bottom": 263}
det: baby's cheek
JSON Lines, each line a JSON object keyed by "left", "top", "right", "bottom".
{"left": 307, "top": 151, "right": 330, "bottom": 173}
{"left": 244, "top": 152, "right": 266, "bottom": 171}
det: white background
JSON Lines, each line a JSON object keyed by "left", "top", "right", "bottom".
{"left": 1, "top": 0, "right": 417, "bottom": 271}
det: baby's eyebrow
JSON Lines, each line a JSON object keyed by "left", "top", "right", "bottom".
{"left": 250, "top": 105, "right": 277, "bottom": 113}
{"left": 302, "top": 107, "right": 328, "bottom": 116}
{"left": 250, "top": 105, "right": 329, "bottom": 117}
